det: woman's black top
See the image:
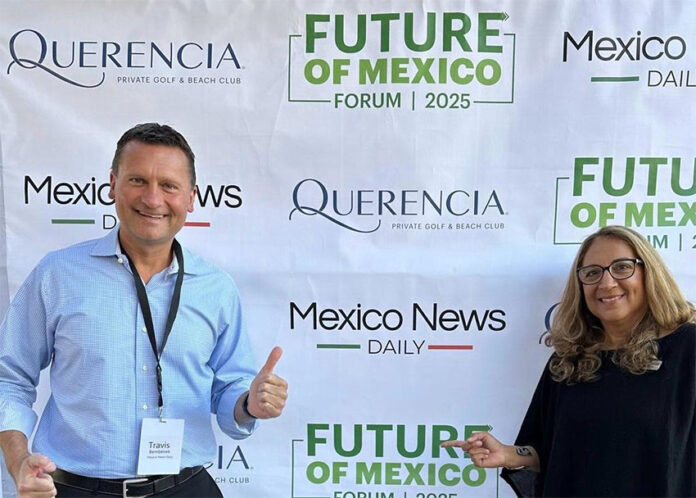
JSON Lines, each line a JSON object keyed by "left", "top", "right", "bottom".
{"left": 502, "top": 322, "right": 696, "bottom": 497}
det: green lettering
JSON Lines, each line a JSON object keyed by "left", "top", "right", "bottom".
{"left": 403, "top": 463, "right": 425, "bottom": 485}
{"left": 475, "top": 59, "right": 501, "bottom": 85}
{"left": 333, "top": 59, "right": 350, "bottom": 84}
{"left": 307, "top": 423, "right": 329, "bottom": 456}
{"left": 443, "top": 12, "right": 472, "bottom": 51}
{"left": 678, "top": 202, "right": 696, "bottom": 226}
{"left": 385, "top": 462, "right": 401, "bottom": 485}
{"left": 570, "top": 203, "right": 596, "bottom": 228}
{"left": 439, "top": 58, "right": 448, "bottom": 83}
{"left": 356, "top": 462, "right": 382, "bottom": 484}
{"left": 359, "top": 59, "right": 388, "bottom": 84}
{"left": 462, "top": 463, "right": 487, "bottom": 486}
{"left": 573, "top": 157, "right": 599, "bottom": 196}
{"left": 450, "top": 58, "right": 474, "bottom": 84}
{"left": 602, "top": 157, "right": 634, "bottom": 196}
{"left": 391, "top": 58, "right": 409, "bottom": 83}
{"left": 412, "top": 58, "right": 435, "bottom": 83}
{"left": 397, "top": 425, "right": 425, "bottom": 457}
{"left": 370, "top": 13, "right": 399, "bottom": 52}
{"left": 306, "top": 461, "right": 330, "bottom": 484}
{"left": 405, "top": 12, "right": 436, "bottom": 51}
{"left": 651, "top": 235, "right": 668, "bottom": 249}
{"left": 625, "top": 203, "right": 653, "bottom": 227}
{"left": 306, "top": 14, "right": 330, "bottom": 53}
{"left": 431, "top": 425, "right": 458, "bottom": 458}
{"left": 671, "top": 158, "right": 696, "bottom": 195}
{"left": 657, "top": 202, "right": 676, "bottom": 226}
{"left": 366, "top": 424, "right": 392, "bottom": 457}
{"left": 304, "top": 59, "right": 330, "bottom": 84}
{"left": 438, "top": 463, "right": 460, "bottom": 486}
{"left": 598, "top": 203, "right": 617, "bottom": 226}
{"left": 640, "top": 157, "right": 667, "bottom": 196}
{"left": 336, "top": 14, "right": 366, "bottom": 53}
{"left": 332, "top": 461, "right": 348, "bottom": 484}
{"left": 478, "top": 13, "right": 504, "bottom": 53}
{"left": 334, "top": 424, "right": 362, "bottom": 457}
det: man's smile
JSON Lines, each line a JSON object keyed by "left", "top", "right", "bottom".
{"left": 135, "top": 209, "right": 167, "bottom": 219}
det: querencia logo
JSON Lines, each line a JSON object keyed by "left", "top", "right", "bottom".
{"left": 552, "top": 155, "right": 696, "bottom": 251}
{"left": 562, "top": 29, "right": 691, "bottom": 88}
{"left": 6, "top": 29, "right": 243, "bottom": 88}
{"left": 213, "top": 444, "right": 252, "bottom": 486}
{"left": 287, "top": 10, "right": 517, "bottom": 109}
{"left": 291, "top": 423, "right": 498, "bottom": 497}
{"left": 289, "top": 178, "right": 506, "bottom": 233}
{"left": 23, "top": 174, "right": 242, "bottom": 229}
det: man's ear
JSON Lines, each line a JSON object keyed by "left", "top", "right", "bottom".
{"left": 187, "top": 186, "right": 197, "bottom": 213}
{"left": 108, "top": 171, "right": 117, "bottom": 199}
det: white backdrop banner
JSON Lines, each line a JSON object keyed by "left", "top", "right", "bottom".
{"left": 1, "top": 1, "right": 695, "bottom": 497}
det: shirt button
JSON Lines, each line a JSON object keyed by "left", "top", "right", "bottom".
{"left": 142, "top": 404, "right": 148, "bottom": 410}
{"left": 142, "top": 327, "right": 147, "bottom": 333}
{"left": 142, "top": 365, "right": 148, "bottom": 372}
{"left": 117, "top": 257, "right": 123, "bottom": 264}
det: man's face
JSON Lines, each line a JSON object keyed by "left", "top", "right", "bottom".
{"left": 109, "top": 141, "right": 195, "bottom": 253}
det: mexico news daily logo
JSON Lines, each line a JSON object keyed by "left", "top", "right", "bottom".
{"left": 552, "top": 156, "right": 696, "bottom": 251}
{"left": 289, "top": 300, "right": 506, "bottom": 356}
{"left": 288, "top": 10, "right": 516, "bottom": 109}
{"left": 6, "top": 29, "right": 243, "bottom": 88}
{"left": 562, "top": 29, "right": 691, "bottom": 88}
{"left": 23, "top": 174, "right": 242, "bottom": 229}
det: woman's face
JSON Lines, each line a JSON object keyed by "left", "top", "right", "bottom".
{"left": 580, "top": 236, "right": 648, "bottom": 336}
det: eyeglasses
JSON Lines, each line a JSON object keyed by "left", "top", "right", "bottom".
{"left": 576, "top": 258, "right": 644, "bottom": 285}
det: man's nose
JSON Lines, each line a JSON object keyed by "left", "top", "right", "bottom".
{"left": 141, "top": 184, "right": 162, "bottom": 206}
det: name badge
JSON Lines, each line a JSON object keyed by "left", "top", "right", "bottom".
{"left": 136, "top": 418, "right": 185, "bottom": 475}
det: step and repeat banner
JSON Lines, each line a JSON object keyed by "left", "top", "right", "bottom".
{"left": 1, "top": 1, "right": 695, "bottom": 497}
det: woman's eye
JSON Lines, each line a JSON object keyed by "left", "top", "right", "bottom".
{"left": 584, "top": 268, "right": 600, "bottom": 278}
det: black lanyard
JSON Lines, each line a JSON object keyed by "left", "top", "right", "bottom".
{"left": 121, "top": 240, "right": 185, "bottom": 418}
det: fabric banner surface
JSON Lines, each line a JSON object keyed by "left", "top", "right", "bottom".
{"left": 1, "top": 1, "right": 695, "bottom": 497}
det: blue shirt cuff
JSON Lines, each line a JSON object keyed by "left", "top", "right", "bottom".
{"left": 0, "top": 399, "right": 38, "bottom": 440}
{"left": 216, "top": 385, "right": 259, "bottom": 439}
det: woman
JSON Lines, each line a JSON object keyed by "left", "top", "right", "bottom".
{"left": 443, "top": 225, "right": 696, "bottom": 497}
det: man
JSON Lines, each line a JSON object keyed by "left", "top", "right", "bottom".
{"left": 0, "top": 123, "right": 288, "bottom": 497}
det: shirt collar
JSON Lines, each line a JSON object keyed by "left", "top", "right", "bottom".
{"left": 90, "top": 225, "right": 199, "bottom": 275}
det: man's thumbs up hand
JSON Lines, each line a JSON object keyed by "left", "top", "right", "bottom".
{"left": 245, "top": 346, "right": 288, "bottom": 419}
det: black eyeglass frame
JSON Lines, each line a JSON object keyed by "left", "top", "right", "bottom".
{"left": 576, "top": 258, "right": 644, "bottom": 285}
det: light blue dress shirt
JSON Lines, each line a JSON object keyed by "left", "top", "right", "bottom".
{"left": 0, "top": 227, "right": 257, "bottom": 477}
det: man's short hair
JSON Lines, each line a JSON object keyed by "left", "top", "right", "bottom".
{"left": 111, "top": 123, "right": 196, "bottom": 188}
